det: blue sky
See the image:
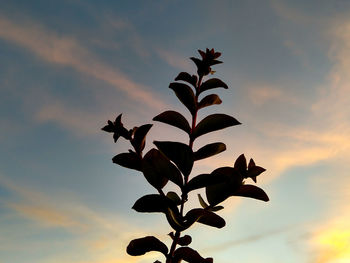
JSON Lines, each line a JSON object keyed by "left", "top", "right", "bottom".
{"left": 1, "top": 1, "right": 350, "bottom": 262}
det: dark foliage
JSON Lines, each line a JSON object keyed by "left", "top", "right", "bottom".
{"left": 102, "top": 48, "right": 269, "bottom": 262}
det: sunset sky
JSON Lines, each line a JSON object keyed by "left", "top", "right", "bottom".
{"left": 1, "top": 1, "right": 350, "bottom": 262}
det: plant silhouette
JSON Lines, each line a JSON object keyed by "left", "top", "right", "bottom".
{"left": 102, "top": 49, "right": 269, "bottom": 263}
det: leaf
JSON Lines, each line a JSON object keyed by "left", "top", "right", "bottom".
{"left": 178, "top": 235, "right": 192, "bottom": 246}
{"left": 142, "top": 149, "right": 183, "bottom": 189}
{"left": 132, "top": 194, "right": 169, "bottom": 213}
{"left": 185, "top": 208, "right": 225, "bottom": 228}
{"left": 248, "top": 158, "right": 255, "bottom": 169}
{"left": 166, "top": 191, "right": 182, "bottom": 206}
{"left": 234, "top": 154, "right": 247, "bottom": 175}
{"left": 247, "top": 158, "right": 266, "bottom": 183}
{"left": 247, "top": 166, "right": 266, "bottom": 183}
{"left": 126, "top": 236, "right": 168, "bottom": 257}
{"left": 132, "top": 124, "right": 152, "bottom": 152}
{"left": 198, "top": 194, "right": 208, "bottom": 208}
{"left": 112, "top": 152, "right": 142, "bottom": 171}
{"left": 193, "top": 114, "right": 240, "bottom": 139}
{"left": 169, "top": 82, "right": 196, "bottom": 115}
{"left": 173, "top": 247, "right": 213, "bottom": 263}
{"left": 153, "top": 110, "right": 191, "bottom": 134}
{"left": 186, "top": 173, "right": 227, "bottom": 192}
{"left": 175, "top": 72, "right": 197, "bottom": 87}
{"left": 198, "top": 94, "right": 222, "bottom": 109}
{"left": 194, "top": 142, "right": 226, "bottom": 161}
{"left": 132, "top": 194, "right": 188, "bottom": 231}
{"left": 101, "top": 120, "right": 115, "bottom": 133}
{"left": 154, "top": 141, "right": 194, "bottom": 177}
{"left": 199, "top": 78, "right": 228, "bottom": 93}
{"left": 205, "top": 167, "right": 242, "bottom": 206}
{"left": 209, "top": 205, "right": 224, "bottom": 212}
{"left": 233, "top": 185, "right": 269, "bottom": 202}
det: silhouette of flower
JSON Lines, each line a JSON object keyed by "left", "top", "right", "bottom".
{"left": 101, "top": 114, "right": 130, "bottom": 142}
{"left": 190, "top": 48, "right": 223, "bottom": 76}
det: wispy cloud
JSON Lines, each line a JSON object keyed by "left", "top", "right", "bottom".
{"left": 0, "top": 173, "right": 165, "bottom": 263}
{"left": 205, "top": 223, "right": 299, "bottom": 253}
{"left": 156, "top": 48, "right": 194, "bottom": 72}
{"left": 270, "top": 0, "right": 322, "bottom": 25}
{"left": 247, "top": 84, "right": 298, "bottom": 106}
{"left": 0, "top": 15, "right": 166, "bottom": 111}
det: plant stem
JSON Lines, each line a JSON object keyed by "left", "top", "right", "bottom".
{"left": 167, "top": 75, "right": 204, "bottom": 262}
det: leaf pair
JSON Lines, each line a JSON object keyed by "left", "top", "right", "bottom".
{"left": 154, "top": 111, "right": 240, "bottom": 140}
{"left": 133, "top": 194, "right": 225, "bottom": 231}
{"left": 127, "top": 236, "right": 212, "bottom": 263}
{"left": 169, "top": 77, "right": 228, "bottom": 114}
{"left": 206, "top": 164, "right": 269, "bottom": 206}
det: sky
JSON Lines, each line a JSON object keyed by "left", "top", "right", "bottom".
{"left": 0, "top": 0, "right": 350, "bottom": 262}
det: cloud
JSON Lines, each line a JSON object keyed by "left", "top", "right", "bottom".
{"left": 298, "top": 19, "right": 350, "bottom": 262}
{"left": 156, "top": 48, "right": 194, "bottom": 72}
{"left": 247, "top": 84, "right": 298, "bottom": 106}
{"left": 0, "top": 173, "right": 166, "bottom": 263}
{"left": 0, "top": 15, "right": 166, "bottom": 111}
{"left": 35, "top": 100, "right": 105, "bottom": 136}
{"left": 270, "top": 0, "right": 321, "bottom": 25}
{"left": 0, "top": 173, "right": 124, "bottom": 232}
{"left": 204, "top": 223, "right": 298, "bottom": 253}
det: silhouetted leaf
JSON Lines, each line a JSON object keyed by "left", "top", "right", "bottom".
{"left": 142, "top": 149, "right": 183, "bottom": 189}
{"left": 193, "top": 209, "right": 225, "bottom": 228}
{"left": 102, "top": 114, "right": 130, "bottom": 142}
{"left": 186, "top": 173, "right": 227, "bottom": 192}
{"left": 132, "top": 194, "right": 169, "bottom": 213}
{"left": 165, "top": 206, "right": 188, "bottom": 232}
{"left": 112, "top": 152, "right": 141, "bottom": 171}
{"left": 198, "top": 194, "right": 208, "bottom": 208}
{"left": 166, "top": 191, "right": 182, "bottom": 206}
{"left": 198, "top": 94, "right": 222, "bottom": 109}
{"left": 206, "top": 167, "right": 242, "bottom": 206}
{"left": 132, "top": 124, "right": 152, "bottom": 152}
{"left": 194, "top": 142, "right": 226, "bottom": 161}
{"left": 209, "top": 205, "right": 224, "bottom": 212}
{"left": 126, "top": 236, "right": 168, "bottom": 256}
{"left": 133, "top": 194, "right": 188, "bottom": 231}
{"left": 153, "top": 110, "right": 191, "bottom": 134}
{"left": 173, "top": 247, "right": 213, "bottom": 263}
{"left": 234, "top": 154, "right": 247, "bottom": 175}
{"left": 247, "top": 158, "right": 266, "bottom": 183}
{"left": 193, "top": 114, "right": 240, "bottom": 139}
{"left": 199, "top": 78, "right": 228, "bottom": 93}
{"left": 184, "top": 208, "right": 225, "bottom": 228}
{"left": 175, "top": 72, "right": 197, "bottom": 87}
{"left": 154, "top": 141, "right": 194, "bottom": 177}
{"left": 199, "top": 196, "right": 225, "bottom": 211}
{"left": 233, "top": 185, "right": 269, "bottom": 202}
{"left": 178, "top": 235, "right": 192, "bottom": 246}
{"left": 169, "top": 83, "right": 196, "bottom": 115}
{"left": 101, "top": 120, "right": 115, "bottom": 133}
